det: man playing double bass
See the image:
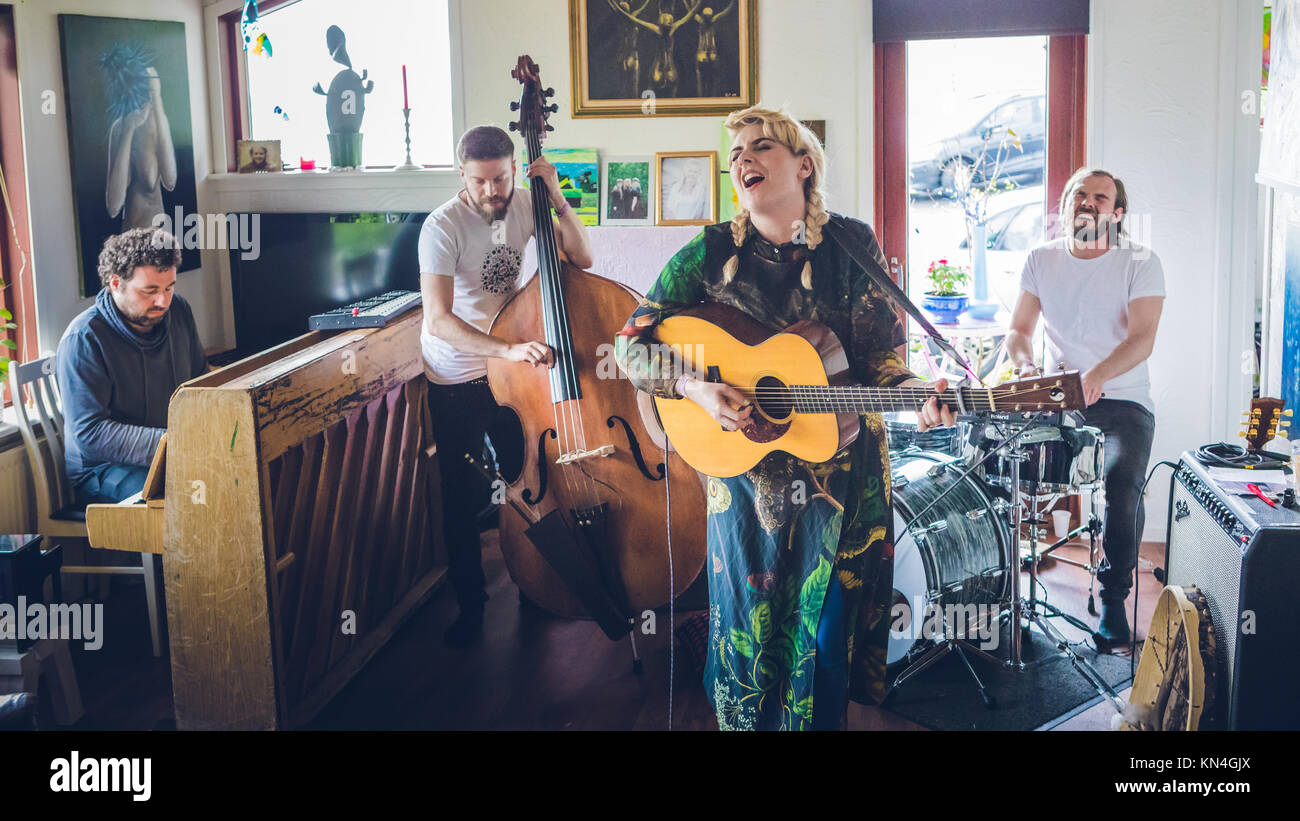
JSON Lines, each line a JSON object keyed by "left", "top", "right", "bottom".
{"left": 419, "top": 125, "right": 594, "bottom": 647}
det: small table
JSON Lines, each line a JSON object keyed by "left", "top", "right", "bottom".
{"left": 910, "top": 311, "right": 1012, "bottom": 381}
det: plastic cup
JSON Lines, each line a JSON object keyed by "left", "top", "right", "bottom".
{"left": 1052, "top": 509, "right": 1072, "bottom": 540}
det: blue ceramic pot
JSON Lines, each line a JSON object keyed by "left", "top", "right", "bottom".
{"left": 922, "top": 292, "right": 968, "bottom": 324}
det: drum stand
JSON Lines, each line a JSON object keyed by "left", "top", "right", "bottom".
{"left": 1027, "top": 485, "right": 1104, "bottom": 616}
{"left": 1003, "top": 445, "right": 1126, "bottom": 714}
{"left": 887, "top": 422, "right": 1046, "bottom": 709}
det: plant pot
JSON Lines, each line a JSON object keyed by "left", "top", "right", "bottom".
{"left": 326, "top": 132, "right": 364, "bottom": 169}
{"left": 922, "top": 292, "right": 968, "bottom": 324}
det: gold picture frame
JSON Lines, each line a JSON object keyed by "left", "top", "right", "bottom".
{"left": 568, "top": 0, "right": 758, "bottom": 118}
{"left": 655, "top": 151, "right": 718, "bottom": 226}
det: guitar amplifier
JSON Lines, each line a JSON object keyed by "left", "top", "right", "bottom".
{"left": 1164, "top": 452, "right": 1300, "bottom": 730}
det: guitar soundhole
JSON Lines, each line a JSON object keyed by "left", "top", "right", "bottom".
{"left": 754, "top": 375, "right": 793, "bottom": 422}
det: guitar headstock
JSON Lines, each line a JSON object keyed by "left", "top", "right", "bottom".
{"left": 1241, "top": 397, "right": 1290, "bottom": 451}
{"left": 988, "top": 370, "right": 1086, "bottom": 413}
{"left": 509, "top": 55, "right": 556, "bottom": 143}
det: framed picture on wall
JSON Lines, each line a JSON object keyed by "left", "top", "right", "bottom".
{"left": 58, "top": 14, "right": 200, "bottom": 296}
{"left": 601, "top": 156, "right": 653, "bottom": 225}
{"left": 568, "top": 0, "right": 758, "bottom": 117}
{"left": 656, "top": 151, "right": 717, "bottom": 226}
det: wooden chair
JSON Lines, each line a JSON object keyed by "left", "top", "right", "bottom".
{"left": 7, "top": 355, "right": 162, "bottom": 657}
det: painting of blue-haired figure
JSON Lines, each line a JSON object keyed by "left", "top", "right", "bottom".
{"left": 58, "top": 14, "right": 199, "bottom": 296}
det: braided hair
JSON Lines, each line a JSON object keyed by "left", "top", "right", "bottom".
{"left": 721, "top": 106, "right": 828, "bottom": 289}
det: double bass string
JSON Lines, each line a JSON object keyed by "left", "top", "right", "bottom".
{"left": 526, "top": 133, "right": 579, "bottom": 503}
{"left": 527, "top": 129, "right": 597, "bottom": 507}
{"left": 530, "top": 131, "right": 595, "bottom": 485}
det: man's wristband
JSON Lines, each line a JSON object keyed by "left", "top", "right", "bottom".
{"left": 553, "top": 199, "right": 571, "bottom": 218}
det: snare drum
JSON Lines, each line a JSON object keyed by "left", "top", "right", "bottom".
{"left": 982, "top": 425, "right": 1105, "bottom": 493}
{"left": 887, "top": 451, "right": 1011, "bottom": 668}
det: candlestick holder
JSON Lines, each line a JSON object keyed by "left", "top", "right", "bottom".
{"left": 393, "top": 107, "right": 421, "bottom": 171}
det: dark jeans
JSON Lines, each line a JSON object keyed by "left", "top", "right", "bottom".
{"left": 1081, "top": 398, "right": 1156, "bottom": 604}
{"left": 428, "top": 377, "right": 498, "bottom": 612}
{"left": 73, "top": 463, "right": 151, "bottom": 507}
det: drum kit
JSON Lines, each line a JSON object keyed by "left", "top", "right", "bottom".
{"left": 884, "top": 409, "right": 1126, "bottom": 712}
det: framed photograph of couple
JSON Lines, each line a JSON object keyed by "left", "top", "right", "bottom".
{"left": 655, "top": 151, "right": 717, "bottom": 226}
{"left": 568, "top": 0, "right": 758, "bottom": 117}
{"left": 601, "top": 157, "right": 653, "bottom": 225}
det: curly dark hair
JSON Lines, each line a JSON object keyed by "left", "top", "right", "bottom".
{"left": 97, "top": 227, "right": 182, "bottom": 288}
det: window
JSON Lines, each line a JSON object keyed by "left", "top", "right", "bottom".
{"left": 236, "top": 0, "right": 454, "bottom": 168}
{"left": 905, "top": 36, "right": 1048, "bottom": 312}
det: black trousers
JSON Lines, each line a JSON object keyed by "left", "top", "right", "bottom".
{"left": 427, "top": 376, "right": 498, "bottom": 612}
{"left": 1081, "top": 398, "right": 1156, "bottom": 604}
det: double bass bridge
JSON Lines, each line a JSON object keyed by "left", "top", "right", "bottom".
{"left": 555, "top": 444, "right": 615, "bottom": 465}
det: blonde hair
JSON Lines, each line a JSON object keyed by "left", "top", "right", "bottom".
{"left": 722, "top": 105, "right": 828, "bottom": 289}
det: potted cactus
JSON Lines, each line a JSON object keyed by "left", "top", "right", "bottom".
{"left": 312, "top": 25, "right": 372, "bottom": 169}
{"left": 922, "top": 259, "right": 970, "bottom": 324}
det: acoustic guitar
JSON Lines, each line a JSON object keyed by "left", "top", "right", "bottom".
{"left": 650, "top": 303, "right": 1086, "bottom": 477}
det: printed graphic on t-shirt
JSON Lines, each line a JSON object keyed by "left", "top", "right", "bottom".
{"left": 481, "top": 246, "right": 523, "bottom": 295}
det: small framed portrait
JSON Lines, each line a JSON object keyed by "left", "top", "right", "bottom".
{"left": 656, "top": 151, "right": 717, "bottom": 226}
{"left": 601, "top": 156, "right": 653, "bottom": 225}
{"left": 236, "top": 139, "right": 281, "bottom": 173}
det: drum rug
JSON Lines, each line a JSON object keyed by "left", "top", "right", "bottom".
{"left": 880, "top": 622, "right": 1136, "bottom": 731}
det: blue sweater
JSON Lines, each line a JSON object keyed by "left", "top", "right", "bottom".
{"left": 56, "top": 289, "right": 207, "bottom": 486}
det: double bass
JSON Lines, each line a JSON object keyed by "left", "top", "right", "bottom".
{"left": 485, "top": 56, "right": 706, "bottom": 644}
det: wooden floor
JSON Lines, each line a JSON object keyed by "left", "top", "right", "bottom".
{"left": 63, "top": 528, "right": 1163, "bottom": 731}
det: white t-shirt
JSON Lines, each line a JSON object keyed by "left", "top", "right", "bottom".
{"left": 418, "top": 187, "right": 536, "bottom": 384}
{"left": 1019, "top": 238, "right": 1165, "bottom": 413}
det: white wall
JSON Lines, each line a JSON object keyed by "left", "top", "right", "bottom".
{"left": 13, "top": 0, "right": 221, "bottom": 356}
{"left": 1089, "top": 0, "right": 1261, "bottom": 538}
{"left": 456, "top": 0, "right": 874, "bottom": 218}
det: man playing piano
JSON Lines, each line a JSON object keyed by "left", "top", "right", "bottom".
{"left": 57, "top": 227, "right": 207, "bottom": 505}
{"left": 420, "top": 125, "right": 593, "bottom": 647}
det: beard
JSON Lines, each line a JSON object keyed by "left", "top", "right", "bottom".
{"left": 1072, "top": 208, "right": 1120, "bottom": 245}
{"left": 116, "top": 298, "right": 167, "bottom": 330}
{"left": 465, "top": 186, "right": 513, "bottom": 222}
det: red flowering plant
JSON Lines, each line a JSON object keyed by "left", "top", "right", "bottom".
{"left": 926, "top": 259, "right": 970, "bottom": 296}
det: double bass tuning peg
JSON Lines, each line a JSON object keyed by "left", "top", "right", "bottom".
{"left": 546, "top": 103, "right": 559, "bottom": 114}
{"left": 543, "top": 87, "right": 555, "bottom": 97}
{"left": 544, "top": 124, "right": 554, "bottom": 132}
{"left": 508, "top": 122, "right": 518, "bottom": 132}
{"left": 510, "top": 101, "right": 520, "bottom": 111}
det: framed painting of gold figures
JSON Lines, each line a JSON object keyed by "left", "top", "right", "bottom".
{"left": 569, "top": 0, "right": 757, "bottom": 118}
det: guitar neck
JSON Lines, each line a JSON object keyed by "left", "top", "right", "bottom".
{"left": 782, "top": 384, "right": 1002, "bottom": 415}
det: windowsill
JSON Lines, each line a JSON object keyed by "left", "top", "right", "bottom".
{"left": 204, "top": 167, "right": 465, "bottom": 214}
{"left": 207, "top": 166, "right": 459, "bottom": 189}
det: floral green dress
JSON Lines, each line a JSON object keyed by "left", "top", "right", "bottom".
{"left": 615, "top": 216, "right": 915, "bottom": 730}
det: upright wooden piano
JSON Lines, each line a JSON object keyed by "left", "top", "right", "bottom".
{"left": 86, "top": 310, "right": 445, "bottom": 729}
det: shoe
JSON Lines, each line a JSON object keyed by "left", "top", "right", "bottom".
{"left": 442, "top": 608, "right": 484, "bottom": 649}
{"left": 1094, "top": 600, "right": 1131, "bottom": 649}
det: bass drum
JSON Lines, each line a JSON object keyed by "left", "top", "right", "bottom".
{"left": 887, "top": 450, "right": 1011, "bottom": 668}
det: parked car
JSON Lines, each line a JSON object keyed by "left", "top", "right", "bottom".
{"left": 910, "top": 94, "right": 1045, "bottom": 196}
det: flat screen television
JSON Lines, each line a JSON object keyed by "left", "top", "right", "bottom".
{"left": 225, "top": 211, "right": 428, "bottom": 359}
